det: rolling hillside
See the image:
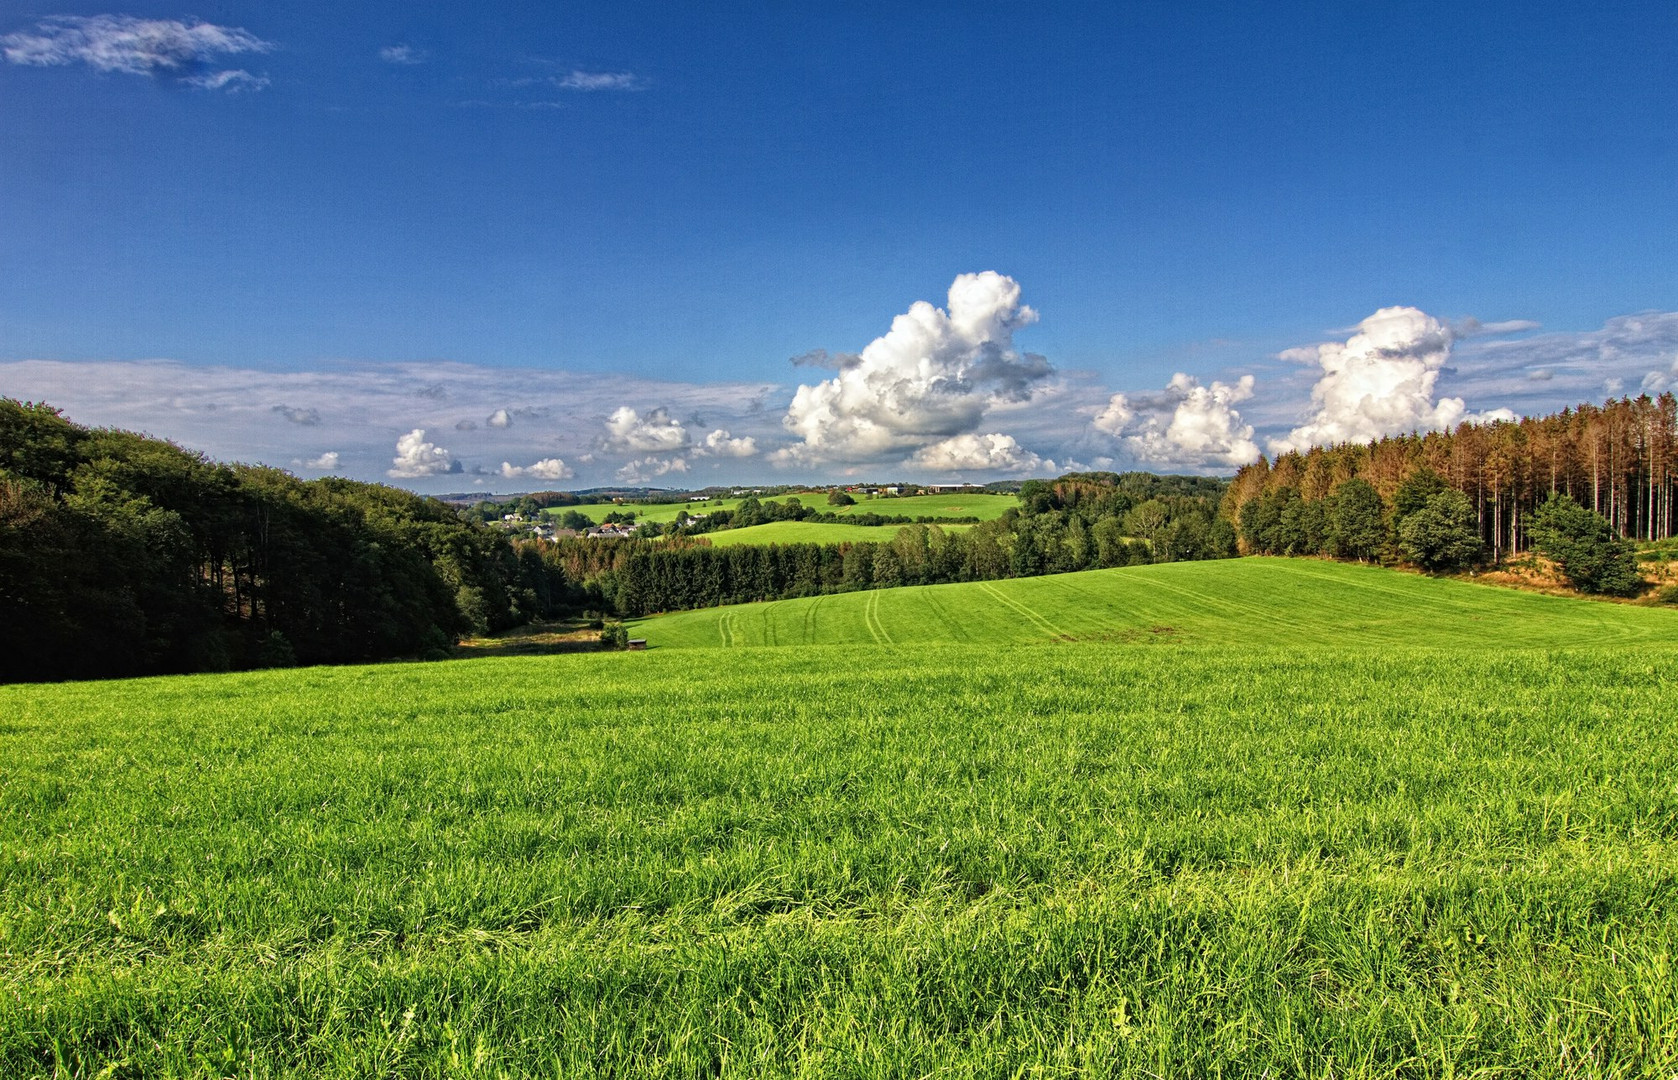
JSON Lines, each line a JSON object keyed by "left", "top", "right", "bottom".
{"left": 632, "top": 556, "right": 1678, "bottom": 649}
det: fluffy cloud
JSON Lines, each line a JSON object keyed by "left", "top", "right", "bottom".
{"left": 695, "top": 429, "right": 758, "bottom": 457}
{"left": 1, "top": 15, "right": 271, "bottom": 90}
{"left": 906, "top": 433, "right": 1045, "bottom": 474}
{"left": 776, "top": 271, "right": 1052, "bottom": 466}
{"left": 605, "top": 406, "right": 690, "bottom": 453}
{"left": 487, "top": 408, "right": 512, "bottom": 428}
{"left": 615, "top": 456, "right": 689, "bottom": 483}
{"left": 498, "top": 458, "right": 573, "bottom": 481}
{"left": 1096, "top": 374, "right": 1261, "bottom": 468}
{"left": 387, "top": 429, "right": 460, "bottom": 478}
{"left": 1269, "top": 307, "right": 1465, "bottom": 455}
{"left": 302, "top": 451, "right": 340, "bottom": 471}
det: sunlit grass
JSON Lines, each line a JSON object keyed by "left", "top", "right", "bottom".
{"left": 4, "top": 629, "right": 1678, "bottom": 1075}
{"left": 635, "top": 557, "right": 1678, "bottom": 649}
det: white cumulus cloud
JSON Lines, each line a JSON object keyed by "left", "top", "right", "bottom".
{"left": 1270, "top": 307, "right": 1466, "bottom": 455}
{"left": 305, "top": 451, "right": 340, "bottom": 470}
{"left": 695, "top": 429, "right": 757, "bottom": 457}
{"left": 606, "top": 406, "right": 690, "bottom": 453}
{"left": 2, "top": 15, "right": 272, "bottom": 90}
{"left": 498, "top": 458, "right": 573, "bottom": 481}
{"left": 615, "top": 456, "right": 689, "bottom": 483}
{"left": 775, "top": 271, "right": 1052, "bottom": 467}
{"left": 1096, "top": 374, "right": 1261, "bottom": 468}
{"left": 487, "top": 408, "right": 512, "bottom": 428}
{"left": 387, "top": 429, "right": 460, "bottom": 478}
{"left": 906, "top": 433, "right": 1045, "bottom": 474}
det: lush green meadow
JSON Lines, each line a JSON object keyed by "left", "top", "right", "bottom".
{"left": 634, "top": 556, "right": 1678, "bottom": 649}
{"left": 825, "top": 492, "right": 1016, "bottom": 521}
{"left": 544, "top": 492, "right": 1015, "bottom": 526}
{"left": 697, "top": 520, "right": 973, "bottom": 548}
{"left": 6, "top": 562, "right": 1678, "bottom": 1076}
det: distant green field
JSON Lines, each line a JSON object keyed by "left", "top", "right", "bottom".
{"left": 697, "top": 520, "right": 972, "bottom": 547}
{"left": 541, "top": 495, "right": 783, "bottom": 524}
{"left": 827, "top": 492, "right": 1017, "bottom": 520}
{"left": 635, "top": 556, "right": 1678, "bottom": 649}
{"left": 544, "top": 491, "right": 1015, "bottom": 526}
{"left": 4, "top": 635, "right": 1676, "bottom": 1075}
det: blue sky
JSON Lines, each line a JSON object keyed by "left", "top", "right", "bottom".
{"left": 2, "top": 1, "right": 1675, "bottom": 489}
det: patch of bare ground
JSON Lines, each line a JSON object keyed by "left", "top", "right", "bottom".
{"left": 1471, "top": 553, "right": 1678, "bottom": 606}
{"left": 455, "top": 620, "right": 613, "bottom": 658}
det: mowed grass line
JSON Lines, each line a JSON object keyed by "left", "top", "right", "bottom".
{"left": 633, "top": 557, "right": 1678, "bottom": 650}
{"left": 3, "top": 644, "right": 1678, "bottom": 1075}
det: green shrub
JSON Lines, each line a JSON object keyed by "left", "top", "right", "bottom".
{"left": 1528, "top": 494, "right": 1645, "bottom": 596}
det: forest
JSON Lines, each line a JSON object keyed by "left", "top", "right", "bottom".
{"left": 0, "top": 401, "right": 568, "bottom": 682}
{"left": 1225, "top": 393, "right": 1677, "bottom": 562}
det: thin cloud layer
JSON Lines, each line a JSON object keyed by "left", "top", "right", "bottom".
{"left": 776, "top": 272, "right": 1053, "bottom": 467}
{"left": 1096, "top": 374, "right": 1261, "bottom": 468}
{"left": 2, "top": 15, "right": 272, "bottom": 90}
{"left": 557, "top": 71, "right": 643, "bottom": 91}
{"left": 379, "top": 44, "right": 427, "bottom": 65}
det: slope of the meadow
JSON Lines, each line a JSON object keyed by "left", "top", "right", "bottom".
{"left": 633, "top": 556, "right": 1678, "bottom": 649}
{"left": 2, "top": 640, "right": 1676, "bottom": 1076}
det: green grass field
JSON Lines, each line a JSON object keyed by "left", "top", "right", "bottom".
{"left": 825, "top": 492, "right": 1017, "bottom": 521}
{"left": 544, "top": 492, "right": 1016, "bottom": 526}
{"left": 696, "top": 520, "right": 972, "bottom": 548}
{"left": 634, "top": 556, "right": 1678, "bottom": 649}
{"left": 5, "top": 560, "right": 1678, "bottom": 1076}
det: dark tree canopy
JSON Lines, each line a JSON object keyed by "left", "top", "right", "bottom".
{"left": 1529, "top": 494, "right": 1645, "bottom": 596}
{"left": 1398, "top": 490, "right": 1482, "bottom": 572}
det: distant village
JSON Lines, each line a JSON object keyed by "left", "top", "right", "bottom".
{"left": 482, "top": 482, "right": 998, "bottom": 540}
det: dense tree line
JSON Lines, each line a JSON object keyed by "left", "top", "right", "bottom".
{"left": 0, "top": 402, "right": 578, "bottom": 682}
{"left": 1223, "top": 397, "right": 1666, "bottom": 593}
{"left": 539, "top": 472, "right": 1233, "bottom": 616}
{"left": 1225, "top": 395, "right": 1677, "bottom": 561}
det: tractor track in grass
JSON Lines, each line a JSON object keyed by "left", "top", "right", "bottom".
{"left": 864, "top": 589, "right": 894, "bottom": 644}
{"left": 977, "top": 581, "right": 1069, "bottom": 641}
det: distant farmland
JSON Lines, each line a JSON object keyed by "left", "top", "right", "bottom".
{"left": 544, "top": 491, "right": 1016, "bottom": 526}
{"left": 633, "top": 556, "right": 1678, "bottom": 649}
{"left": 698, "top": 519, "right": 975, "bottom": 547}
